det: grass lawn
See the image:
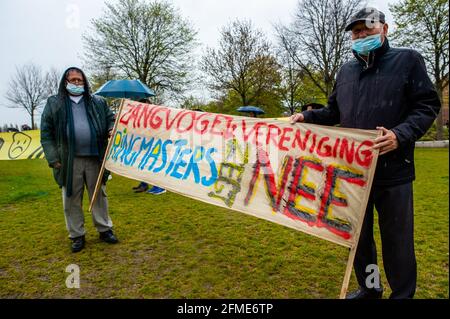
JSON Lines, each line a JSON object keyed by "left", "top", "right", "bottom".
{"left": 0, "top": 148, "right": 448, "bottom": 299}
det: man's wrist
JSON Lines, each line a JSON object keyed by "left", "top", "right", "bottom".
{"left": 390, "top": 128, "right": 404, "bottom": 149}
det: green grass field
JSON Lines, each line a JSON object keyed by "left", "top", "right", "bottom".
{"left": 0, "top": 148, "right": 448, "bottom": 299}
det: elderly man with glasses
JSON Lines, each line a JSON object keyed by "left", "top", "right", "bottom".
{"left": 291, "top": 8, "right": 441, "bottom": 298}
{"left": 41, "top": 67, "right": 119, "bottom": 253}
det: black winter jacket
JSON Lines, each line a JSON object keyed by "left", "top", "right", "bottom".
{"left": 40, "top": 67, "right": 115, "bottom": 196}
{"left": 302, "top": 39, "right": 441, "bottom": 186}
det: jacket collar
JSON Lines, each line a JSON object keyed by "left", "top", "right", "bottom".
{"left": 69, "top": 95, "right": 84, "bottom": 104}
{"left": 353, "top": 37, "right": 390, "bottom": 69}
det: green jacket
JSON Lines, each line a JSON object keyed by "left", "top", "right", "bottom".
{"left": 40, "top": 93, "right": 115, "bottom": 195}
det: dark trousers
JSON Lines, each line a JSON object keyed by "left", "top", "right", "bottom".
{"left": 354, "top": 182, "right": 416, "bottom": 299}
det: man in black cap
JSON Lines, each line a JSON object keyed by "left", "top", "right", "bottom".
{"left": 291, "top": 7, "right": 441, "bottom": 298}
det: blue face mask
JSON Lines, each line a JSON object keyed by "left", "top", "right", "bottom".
{"left": 66, "top": 82, "right": 84, "bottom": 95}
{"left": 352, "top": 33, "right": 383, "bottom": 56}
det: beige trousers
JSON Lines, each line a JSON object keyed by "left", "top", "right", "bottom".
{"left": 62, "top": 156, "right": 113, "bottom": 239}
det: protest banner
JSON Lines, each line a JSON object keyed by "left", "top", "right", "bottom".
{"left": 90, "top": 99, "right": 381, "bottom": 298}
{"left": 0, "top": 130, "right": 45, "bottom": 160}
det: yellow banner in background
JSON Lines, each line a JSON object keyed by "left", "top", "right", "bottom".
{"left": 0, "top": 130, "right": 45, "bottom": 160}
{"left": 0, "top": 119, "right": 289, "bottom": 161}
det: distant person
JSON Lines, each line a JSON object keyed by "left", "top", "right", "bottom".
{"left": 21, "top": 124, "right": 32, "bottom": 131}
{"left": 40, "top": 67, "right": 119, "bottom": 253}
{"left": 291, "top": 8, "right": 440, "bottom": 298}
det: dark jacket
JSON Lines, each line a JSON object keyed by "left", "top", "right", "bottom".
{"left": 302, "top": 39, "right": 441, "bottom": 186}
{"left": 40, "top": 67, "right": 115, "bottom": 196}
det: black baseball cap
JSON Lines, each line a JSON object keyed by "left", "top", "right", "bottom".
{"left": 345, "top": 7, "right": 386, "bottom": 31}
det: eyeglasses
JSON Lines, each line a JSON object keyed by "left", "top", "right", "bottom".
{"left": 351, "top": 23, "right": 384, "bottom": 37}
{"left": 67, "top": 78, "right": 84, "bottom": 85}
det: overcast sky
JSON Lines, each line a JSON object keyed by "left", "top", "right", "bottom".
{"left": 0, "top": 0, "right": 396, "bottom": 127}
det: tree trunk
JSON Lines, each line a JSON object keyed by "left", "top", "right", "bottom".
{"left": 324, "top": 75, "right": 333, "bottom": 97}
{"left": 31, "top": 110, "right": 35, "bottom": 130}
{"left": 241, "top": 91, "right": 248, "bottom": 107}
{"left": 436, "top": 86, "right": 444, "bottom": 140}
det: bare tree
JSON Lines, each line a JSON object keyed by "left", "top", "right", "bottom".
{"left": 83, "top": 0, "right": 198, "bottom": 103}
{"left": 201, "top": 19, "right": 280, "bottom": 109}
{"left": 276, "top": 0, "right": 362, "bottom": 97}
{"left": 44, "top": 67, "right": 61, "bottom": 97}
{"left": 390, "top": 0, "right": 449, "bottom": 139}
{"left": 4, "top": 63, "right": 47, "bottom": 129}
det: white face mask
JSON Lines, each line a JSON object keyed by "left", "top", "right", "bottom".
{"left": 66, "top": 82, "right": 84, "bottom": 95}
{"left": 352, "top": 32, "right": 383, "bottom": 56}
